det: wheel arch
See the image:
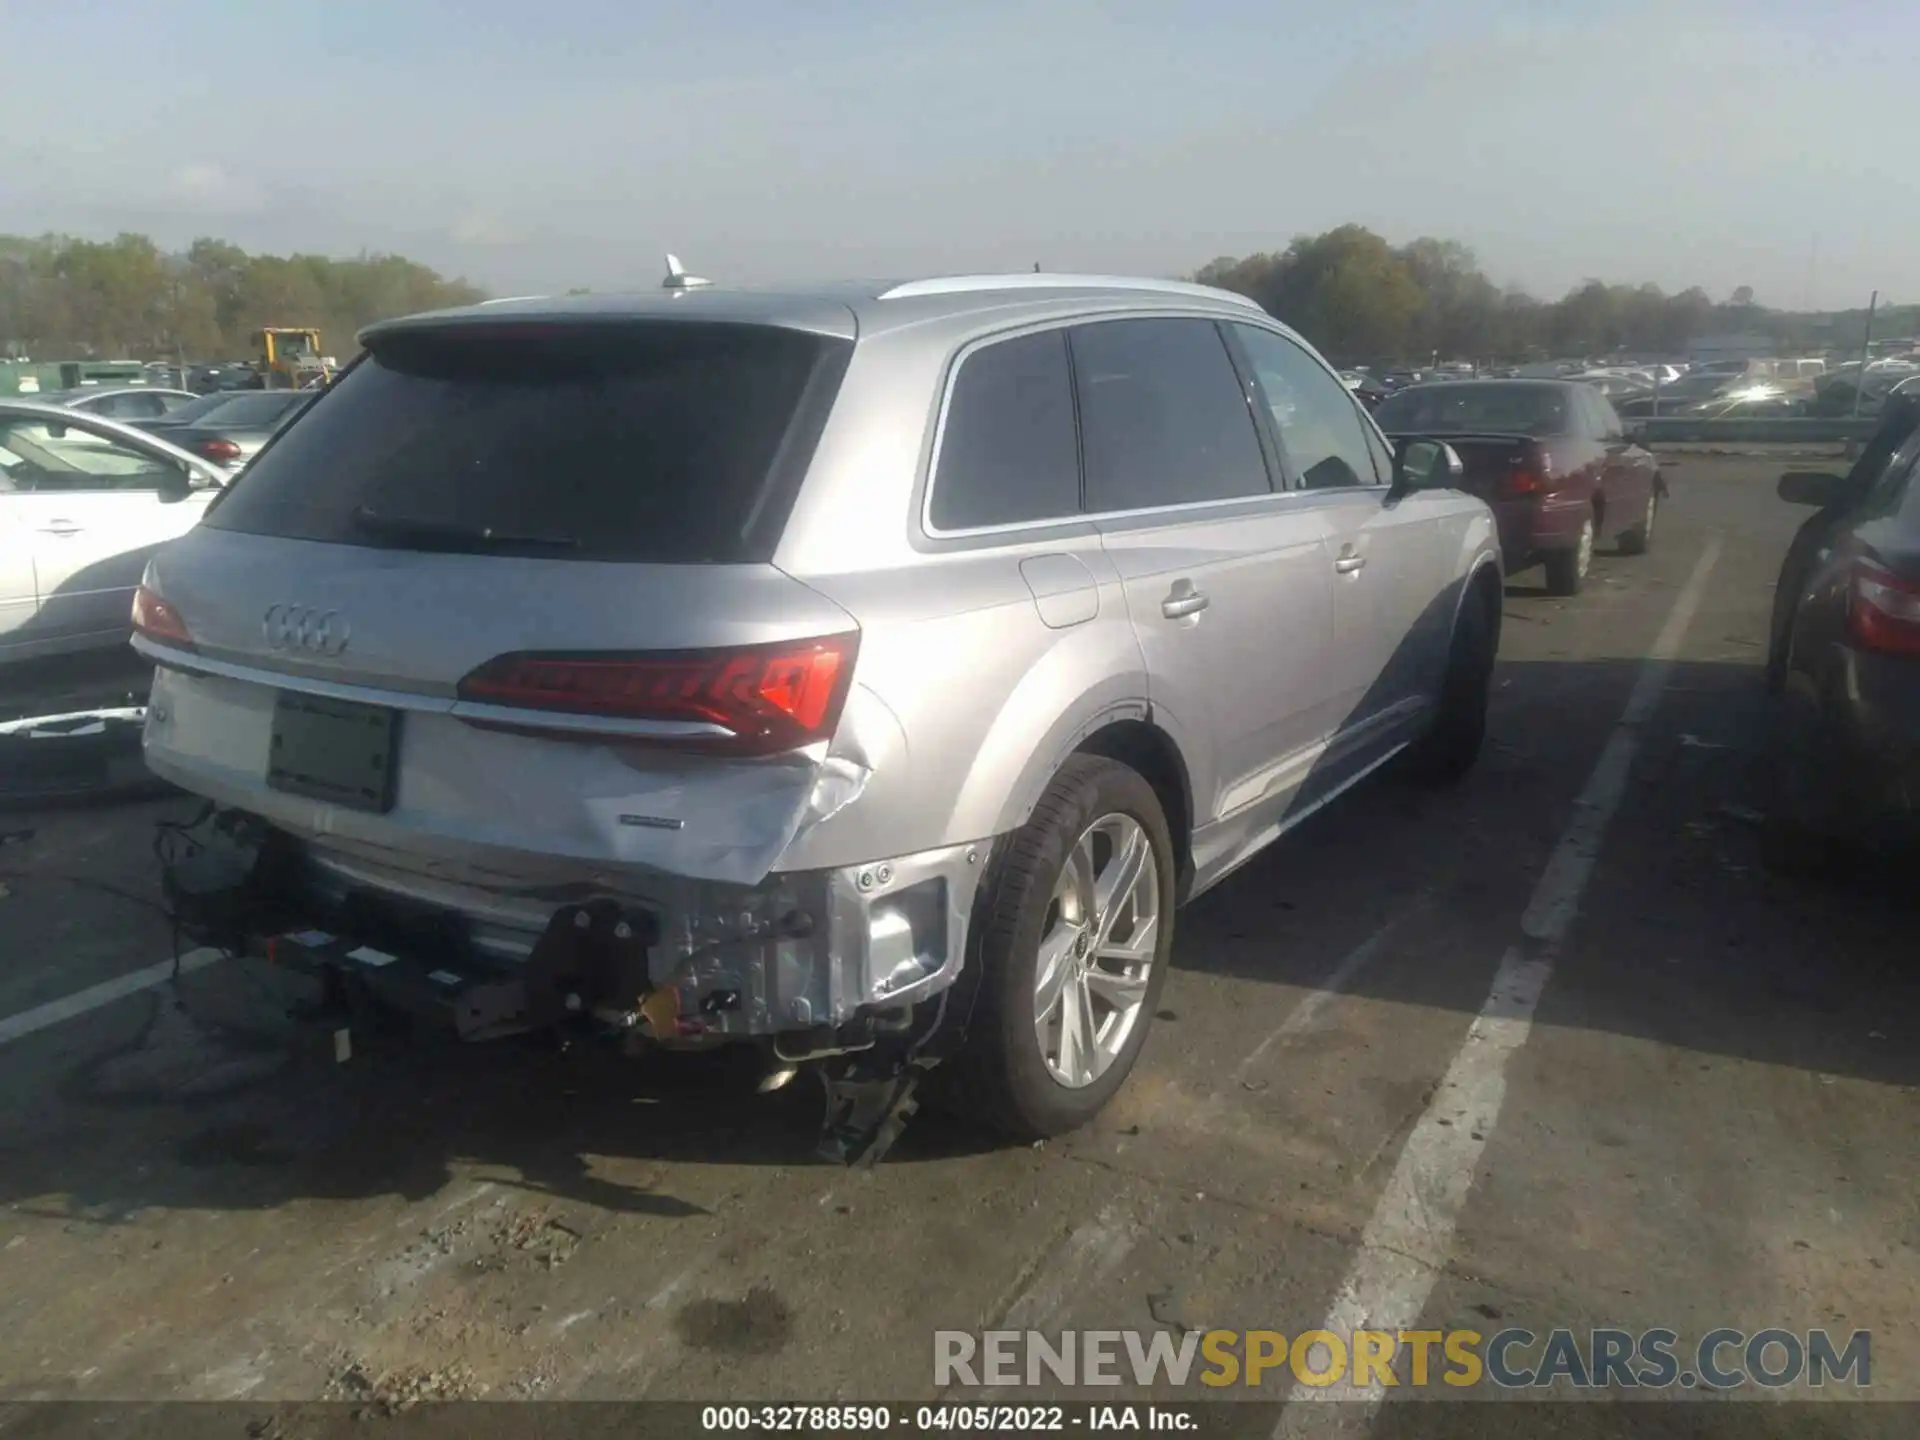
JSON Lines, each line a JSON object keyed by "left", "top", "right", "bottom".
{"left": 1074, "top": 717, "right": 1196, "bottom": 902}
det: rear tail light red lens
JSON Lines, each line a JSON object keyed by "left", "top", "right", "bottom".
{"left": 197, "top": 438, "right": 243, "bottom": 463}
{"left": 131, "top": 584, "right": 194, "bottom": 648}
{"left": 456, "top": 633, "right": 860, "bottom": 756}
{"left": 1501, "top": 444, "right": 1553, "bottom": 498}
{"left": 1847, "top": 559, "right": 1920, "bottom": 657}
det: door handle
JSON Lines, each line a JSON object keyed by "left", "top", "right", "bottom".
{"left": 38, "top": 522, "right": 81, "bottom": 537}
{"left": 1161, "top": 581, "right": 1210, "bottom": 620}
{"left": 1333, "top": 552, "right": 1366, "bottom": 574}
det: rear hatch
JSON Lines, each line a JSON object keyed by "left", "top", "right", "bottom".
{"left": 139, "top": 314, "right": 860, "bottom": 895}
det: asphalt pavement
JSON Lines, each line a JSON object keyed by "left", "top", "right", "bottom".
{"left": 0, "top": 454, "right": 1914, "bottom": 1435}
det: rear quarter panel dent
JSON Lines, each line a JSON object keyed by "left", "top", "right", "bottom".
{"left": 774, "top": 610, "right": 1150, "bottom": 870}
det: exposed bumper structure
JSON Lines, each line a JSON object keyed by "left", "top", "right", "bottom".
{"left": 139, "top": 656, "right": 994, "bottom": 1039}
{"left": 165, "top": 807, "right": 989, "bottom": 1042}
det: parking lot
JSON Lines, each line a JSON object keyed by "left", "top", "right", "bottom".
{"left": 0, "top": 452, "right": 1915, "bottom": 1430}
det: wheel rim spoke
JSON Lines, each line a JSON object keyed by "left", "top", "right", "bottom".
{"left": 1085, "top": 966, "right": 1148, "bottom": 1009}
{"left": 1033, "top": 811, "right": 1161, "bottom": 1090}
{"left": 1097, "top": 912, "right": 1158, "bottom": 966}
{"left": 1090, "top": 825, "right": 1148, "bottom": 949}
{"left": 1034, "top": 922, "right": 1078, "bottom": 1022}
{"left": 1057, "top": 973, "right": 1088, "bottom": 1081}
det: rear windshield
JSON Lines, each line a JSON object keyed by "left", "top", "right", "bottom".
{"left": 1372, "top": 383, "right": 1571, "bottom": 437}
{"left": 206, "top": 321, "right": 852, "bottom": 563}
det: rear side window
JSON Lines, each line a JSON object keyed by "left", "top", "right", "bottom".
{"left": 930, "top": 329, "right": 1080, "bottom": 530}
{"left": 1071, "top": 318, "right": 1271, "bottom": 513}
{"left": 207, "top": 322, "right": 852, "bottom": 563}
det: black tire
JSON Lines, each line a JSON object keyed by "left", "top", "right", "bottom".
{"left": 939, "top": 754, "right": 1176, "bottom": 1140}
{"left": 1618, "top": 488, "right": 1656, "bottom": 556}
{"left": 1543, "top": 515, "right": 1593, "bottom": 597}
{"left": 1407, "top": 587, "right": 1495, "bottom": 783}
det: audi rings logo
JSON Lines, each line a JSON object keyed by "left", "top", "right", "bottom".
{"left": 262, "top": 604, "right": 351, "bottom": 656}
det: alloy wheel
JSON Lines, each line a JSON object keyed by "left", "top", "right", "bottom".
{"left": 1032, "top": 813, "right": 1161, "bottom": 1089}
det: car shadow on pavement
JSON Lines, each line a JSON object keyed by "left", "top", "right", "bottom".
{"left": 1173, "top": 652, "right": 1920, "bottom": 1095}
{"left": 0, "top": 646, "right": 1912, "bottom": 1226}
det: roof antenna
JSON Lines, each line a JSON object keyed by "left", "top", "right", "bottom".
{"left": 1033, "top": 262, "right": 1041, "bottom": 272}
{"left": 662, "top": 254, "right": 712, "bottom": 292}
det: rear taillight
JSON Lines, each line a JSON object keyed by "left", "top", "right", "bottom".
{"left": 196, "top": 437, "right": 243, "bottom": 463}
{"left": 455, "top": 633, "right": 860, "bottom": 756}
{"left": 131, "top": 584, "right": 194, "bottom": 648}
{"left": 1846, "top": 559, "right": 1920, "bottom": 657}
{"left": 1501, "top": 444, "right": 1553, "bottom": 498}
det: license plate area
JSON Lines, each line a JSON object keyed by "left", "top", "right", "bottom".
{"left": 267, "top": 692, "right": 400, "bottom": 813}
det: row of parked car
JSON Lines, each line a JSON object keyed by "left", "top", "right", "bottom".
{"left": 1340, "top": 353, "right": 1920, "bottom": 423}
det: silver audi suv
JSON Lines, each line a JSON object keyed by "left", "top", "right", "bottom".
{"left": 134, "top": 271, "right": 1500, "bottom": 1148}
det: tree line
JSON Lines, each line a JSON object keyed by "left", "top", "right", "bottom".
{"left": 1194, "top": 225, "right": 1915, "bottom": 367}
{"left": 0, "top": 232, "right": 486, "bottom": 363}
{"left": 1, "top": 225, "right": 1909, "bottom": 371}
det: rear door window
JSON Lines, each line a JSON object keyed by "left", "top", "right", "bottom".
{"left": 1070, "top": 318, "right": 1272, "bottom": 513}
{"left": 206, "top": 322, "right": 853, "bottom": 563}
{"left": 99, "top": 391, "right": 171, "bottom": 420}
{"left": 929, "top": 329, "right": 1080, "bottom": 530}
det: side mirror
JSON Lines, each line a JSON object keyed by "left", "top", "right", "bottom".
{"left": 1392, "top": 437, "right": 1464, "bottom": 496}
{"left": 43, "top": 422, "right": 68, "bottom": 440}
{"left": 155, "top": 464, "right": 193, "bottom": 504}
{"left": 1777, "top": 470, "right": 1866, "bottom": 511}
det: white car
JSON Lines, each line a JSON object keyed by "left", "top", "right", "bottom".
{"left": 0, "top": 401, "right": 228, "bottom": 664}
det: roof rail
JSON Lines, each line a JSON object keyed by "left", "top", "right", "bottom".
{"left": 876, "top": 273, "right": 1264, "bottom": 311}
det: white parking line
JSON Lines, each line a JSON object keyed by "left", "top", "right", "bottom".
{"left": 0, "top": 948, "right": 225, "bottom": 1048}
{"left": 1275, "top": 534, "right": 1723, "bottom": 1433}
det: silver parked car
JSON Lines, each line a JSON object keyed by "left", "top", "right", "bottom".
{"left": 134, "top": 273, "right": 1501, "bottom": 1146}
{"left": 1, "top": 401, "right": 228, "bottom": 664}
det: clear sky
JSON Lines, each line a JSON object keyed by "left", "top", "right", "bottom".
{"left": 2, "top": 0, "right": 1911, "bottom": 307}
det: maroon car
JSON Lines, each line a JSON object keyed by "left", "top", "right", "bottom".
{"left": 1372, "top": 380, "right": 1665, "bottom": 595}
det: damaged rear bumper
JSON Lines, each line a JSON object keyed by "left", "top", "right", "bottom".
{"left": 170, "top": 811, "right": 991, "bottom": 1043}
{"left": 141, "top": 657, "right": 995, "bottom": 1042}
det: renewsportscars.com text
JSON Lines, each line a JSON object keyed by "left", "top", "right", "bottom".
{"left": 934, "top": 1327, "right": 1871, "bottom": 1392}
